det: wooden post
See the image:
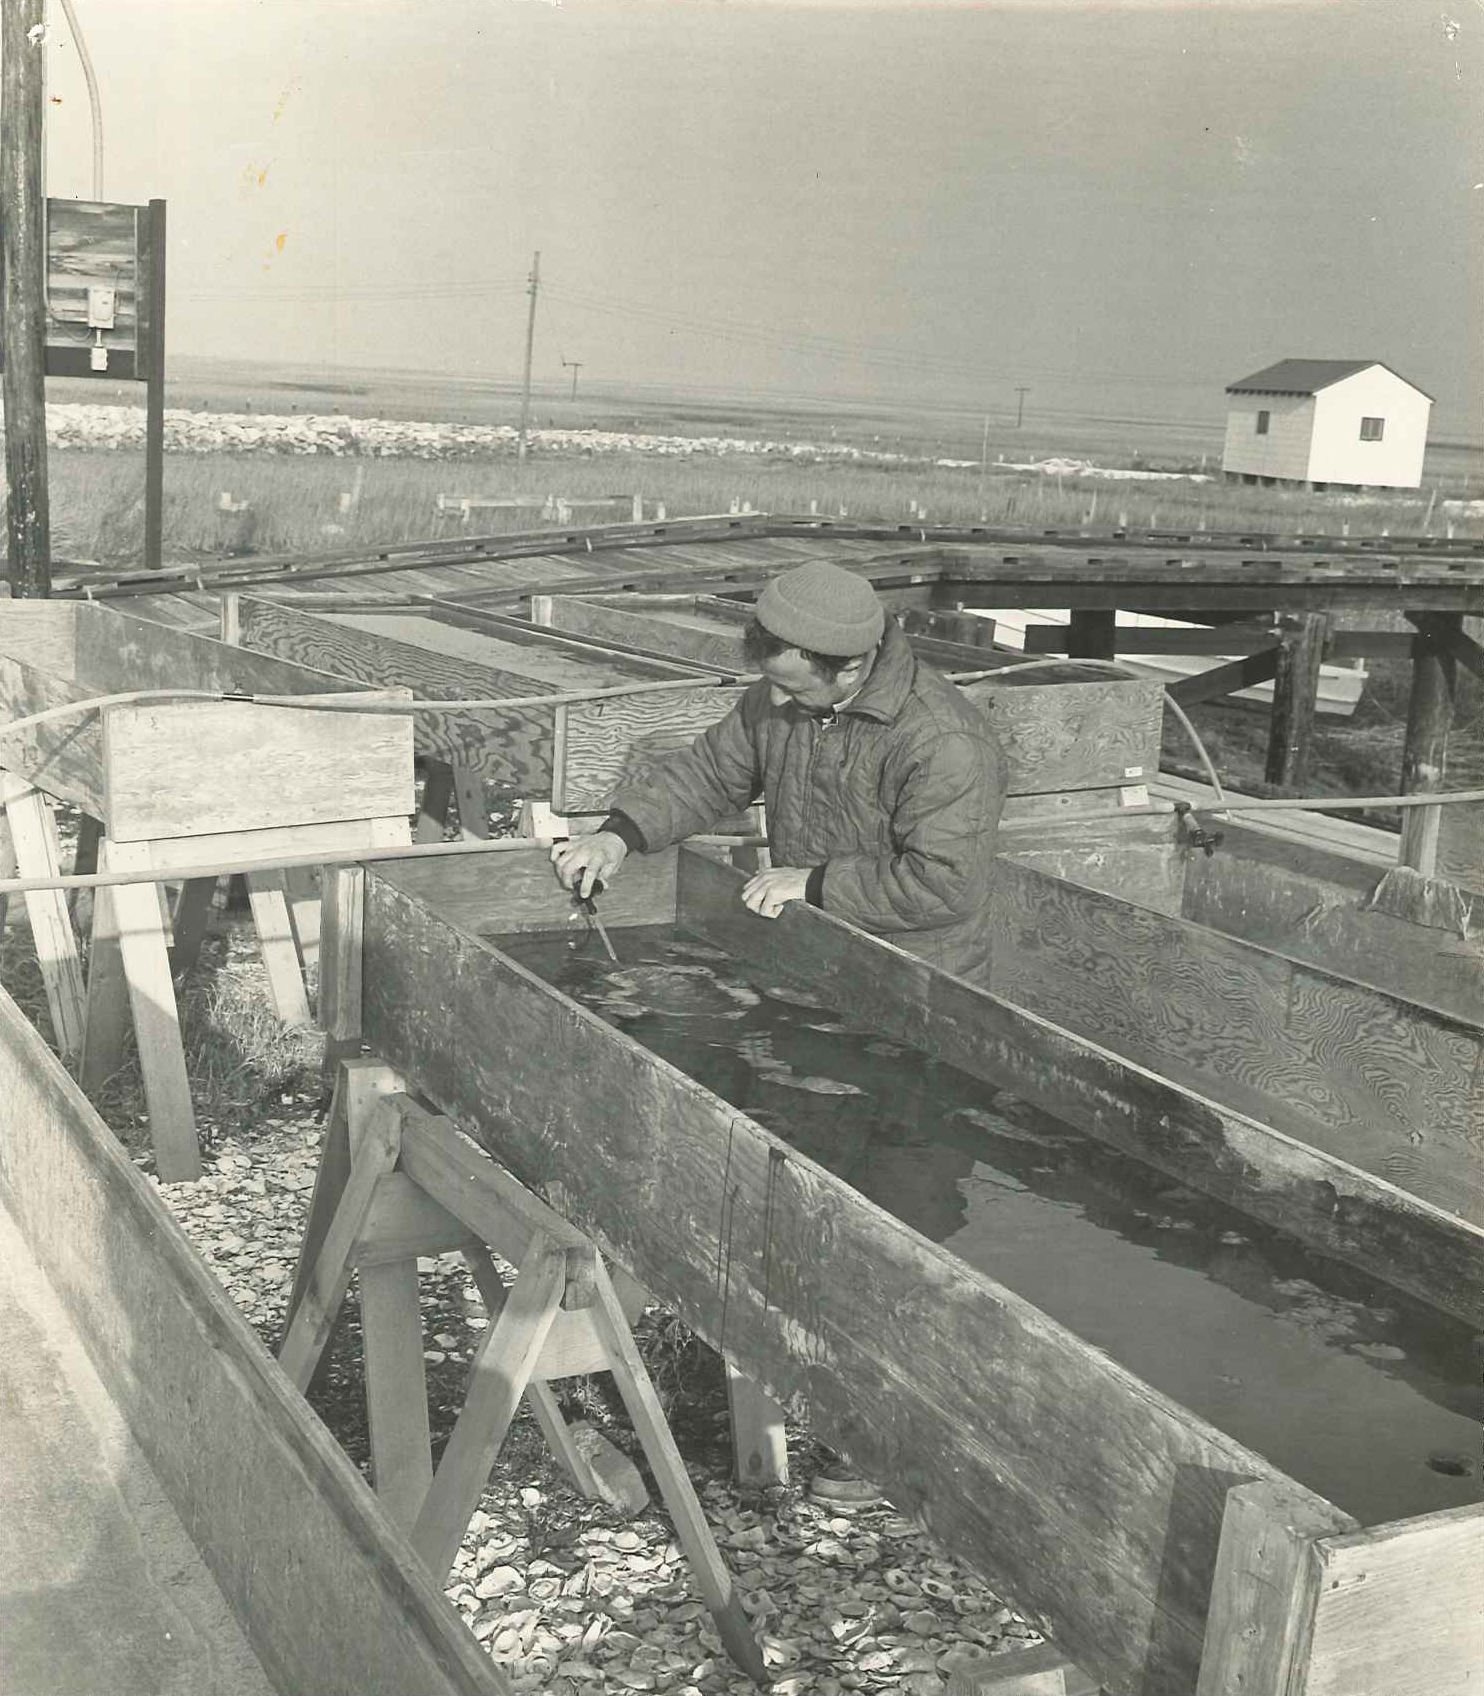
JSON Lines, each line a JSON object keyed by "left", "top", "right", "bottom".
{"left": 1195, "top": 1479, "right": 1356, "bottom": 1696}
{"left": 2, "top": 778, "right": 86, "bottom": 1058}
{"left": 1, "top": 0, "right": 52, "bottom": 598}
{"left": 1398, "top": 619, "right": 1458, "bottom": 878}
{"left": 725, "top": 1362, "right": 789, "bottom": 1487}
{"left": 142, "top": 199, "right": 167, "bottom": 572}
{"left": 1066, "top": 609, "right": 1116, "bottom": 660}
{"left": 219, "top": 591, "right": 241, "bottom": 645}
{"left": 1264, "top": 612, "right": 1327, "bottom": 791}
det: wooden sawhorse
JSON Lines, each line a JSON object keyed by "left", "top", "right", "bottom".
{"left": 279, "top": 1058, "right": 768, "bottom": 1685}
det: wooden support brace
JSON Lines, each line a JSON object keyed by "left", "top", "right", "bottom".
{"left": 410, "top": 1231, "right": 567, "bottom": 1581}
{"left": 0, "top": 809, "right": 15, "bottom": 934}
{"left": 245, "top": 869, "right": 314, "bottom": 1027}
{"left": 725, "top": 1363, "right": 789, "bottom": 1488}
{"left": 1165, "top": 645, "right": 1281, "bottom": 709}
{"left": 283, "top": 864, "right": 323, "bottom": 976}
{"left": 2, "top": 780, "right": 87, "bottom": 1058}
{"left": 415, "top": 761, "right": 456, "bottom": 844}
{"left": 452, "top": 767, "right": 492, "bottom": 840}
{"left": 80, "top": 882, "right": 131, "bottom": 1096}
{"left": 359, "top": 1255, "right": 434, "bottom": 1532}
{"left": 278, "top": 1091, "right": 404, "bottom": 1390}
{"left": 282, "top": 1059, "right": 405, "bottom": 1351}
{"left": 100, "top": 838, "right": 201, "bottom": 1181}
{"left": 589, "top": 1255, "right": 768, "bottom": 1683}
{"left": 168, "top": 877, "right": 217, "bottom": 977}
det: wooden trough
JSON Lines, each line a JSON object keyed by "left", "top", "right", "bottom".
{"left": 0, "top": 600, "right": 413, "bottom": 1178}
{"left": 0, "top": 981, "right": 511, "bottom": 1696}
{"left": 345, "top": 843, "right": 1482, "bottom": 1696}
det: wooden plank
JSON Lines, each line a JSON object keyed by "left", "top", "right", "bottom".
{"left": 236, "top": 595, "right": 559, "bottom": 787}
{"left": 674, "top": 850, "right": 1484, "bottom": 1331}
{"left": 542, "top": 594, "right": 750, "bottom": 673}
{"left": 360, "top": 861, "right": 1345, "bottom": 1696}
{"left": 411, "top": 1233, "right": 565, "bottom": 1581}
{"left": 359, "top": 1255, "right": 435, "bottom": 1534}
{"left": 5, "top": 784, "right": 86, "bottom": 1056}
{"left": 246, "top": 870, "right": 313, "bottom": 1027}
{"left": 559, "top": 683, "right": 746, "bottom": 811}
{"left": 278, "top": 1097, "right": 403, "bottom": 1392}
{"left": 947, "top": 1641, "right": 1103, "bottom": 1694}
{"left": 73, "top": 601, "right": 394, "bottom": 702}
{"left": 415, "top": 761, "right": 457, "bottom": 843}
{"left": 1195, "top": 1480, "right": 1357, "bottom": 1696}
{"left": 1024, "top": 623, "right": 1280, "bottom": 656}
{"left": 725, "top": 1364, "right": 789, "bottom": 1487}
{"left": 319, "top": 866, "right": 365, "bottom": 1043}
{"left": 1296, "top": 1505, "right": 1484, "bottom": 1696}
{"left": 959, "top": 677, "right": 1165, "bottom": 797}
{"left": 1181, "top": 822, "right": 1483, "bottom": 1025}
{"left": 80, "top": 882, "right": 131, "bottom": 1095}
{"left": 987, "top": 856, "right": 1484, "bottom": 1228}
{"left": 102, "top": 699, "right": 414, "bottom": 842}
{"left": 103, "top": 837, "right": 201, "bottom": 1182}
{"left": 168, "top": 877, "right": 217, "bottom": 976}
{"left": 1165, "top": 648, "right": 1282, "bottom": 708}
{"left": 0, "top": 986, "right": 510, "bottom": 1696}
{"left": 383, "top": 841, "right": 680, "bottom": 936}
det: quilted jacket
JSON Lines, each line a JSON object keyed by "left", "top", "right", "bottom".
{"left": 608, "top": 621, "right": 1007, "bottom": 982}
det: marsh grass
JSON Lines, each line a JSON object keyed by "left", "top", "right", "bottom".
{"left": 46, "top": 442, "right": 1484, "bottom": 570}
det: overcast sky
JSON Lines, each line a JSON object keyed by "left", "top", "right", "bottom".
{"left": 29, "top": 0, "right": 1484, "bottom": 436}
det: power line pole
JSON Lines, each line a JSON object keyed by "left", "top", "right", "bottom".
{"left": 561, "top": 355, "right": 583, "bottom": 401}
{"left": 2, "top": 0, "right": 53, "bottom": 597}
{"left": 517, "top": 250, "right": 540, "bottom": 463}
{"left": 1014, "top": 386, "right": 1030, "bottom": 429}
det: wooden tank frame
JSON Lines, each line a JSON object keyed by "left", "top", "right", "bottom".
{"left": 0, "top": 600, "right": 413, "bottom": 1178}
{"left": 0, "top": 982, "right": 511, "bottom": 1696}
{"left": 342, "top": 844, "right": 1482, "bottom": 1696}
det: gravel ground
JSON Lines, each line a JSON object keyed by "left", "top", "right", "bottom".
{"left": 0, "top": 894, "right": 1043, "bottom": 1696}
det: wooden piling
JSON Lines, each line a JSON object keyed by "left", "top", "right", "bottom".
{"left": 1264, "top": 612, "right": 1327, "bottom": 790}
{"left": 1398, "top": 618, "right": 1458, "bottom": 877}
{"left": 1, "top": 0, "right": 52, "bottom": 598}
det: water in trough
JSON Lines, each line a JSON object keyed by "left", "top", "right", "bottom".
{"left": 497, "top": 925, "right": 1482, "bottom": 1527}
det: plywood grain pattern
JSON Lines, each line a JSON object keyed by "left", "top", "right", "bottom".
{"left": 387, "top": 842, "right": 679, "bottom": 935}
{"left": 75, "top": 603, "right": 388, "bottom": 702}
{"left": 988, "top": 859, "right": 1484, "bottom": 1226}
{"left": 0, "top": 601, "right": 81, "bottom": 678}
{"left": 558, "top": 685, "right": 746, "bottom": 810}
{"left": 1296, "top": 1505, "right": 1484, "bottom": 1696}
{"left": 0, "top": 657, "right": 106, "bottom": 813}
{"left": 677, "top": 850, "right": 1484, "bottom": 1330}
{"left": 103, "top": 700, "right": 414, "bottom": 842}
{"left": 44, "top": 199, "right": 142, "bottom": 349}
{"left": 0, "top": 990, "right": 510, "bottom": 1696}
{"left": 359, "top": 862, "right": 1329, "bottom": 1696}
{"left": 238, "top": 597, "right": 557, "bottom": 785}
{"left": 1181, "top": 825, "right": 1484, "bottom": 1026}
{"left": 960, "top": 677, "right": 1165, "bottom": 797}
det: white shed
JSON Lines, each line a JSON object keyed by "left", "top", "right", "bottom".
{"left": 1221, "top": 359, "right": 1432, "bottom": 491}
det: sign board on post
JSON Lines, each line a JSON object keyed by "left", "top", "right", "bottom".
{"left": 0, "top": 196, "right": 166, "bottom": 567}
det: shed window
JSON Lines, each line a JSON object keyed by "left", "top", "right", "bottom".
{"left": 1360, "top": 416, "right": 1385, "bottom": 441}
{"left": 1255, "top": 410, "right": 1270, "bottom": 435}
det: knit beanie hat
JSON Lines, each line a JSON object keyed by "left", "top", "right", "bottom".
{"left": 754, "top": 561, "right": 886, "bottom": 657}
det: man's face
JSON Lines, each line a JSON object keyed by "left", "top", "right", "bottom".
{"left": 761, "top": 648, "right": 868, "bottom": 715}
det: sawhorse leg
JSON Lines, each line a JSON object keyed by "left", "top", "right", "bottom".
{"left": 101, "top": 839, "right": 201, "bottom": 1182}
{"left": 246, "top": 870, "right": 313, "bottom": 1028}
{"left": 1, "top": 777, "right": 87, "bottom": 1059}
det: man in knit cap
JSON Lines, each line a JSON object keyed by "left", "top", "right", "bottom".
{"left": 552, "top": 559, "right": 1007, "bottom": 981}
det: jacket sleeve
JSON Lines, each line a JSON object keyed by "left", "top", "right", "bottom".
{"left": 819, "top": 728, "right": 1005, "bottom": 934}
{"left": 606, "top": 687, "right": 764, "bottom": 850}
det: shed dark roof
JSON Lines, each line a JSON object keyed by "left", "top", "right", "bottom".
{"left": 1226, "top": 359, "right": 1434, "bottom": 400}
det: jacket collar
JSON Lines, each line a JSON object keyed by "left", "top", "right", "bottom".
{"left": 838, "top": 619, "right": 916, "bottom": 724}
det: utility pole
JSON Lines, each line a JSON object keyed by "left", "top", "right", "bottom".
{"left": 2, "top": 0, "right": 53, "bottom": 597}
{"left": 561, "top": 354, "right": 583, "bottom": 401}
{"left": 1014, "top": 386, "right": 1030, "bottom": 429}
{"left": 517, "top": 250, "right": 540, "bottom": 463}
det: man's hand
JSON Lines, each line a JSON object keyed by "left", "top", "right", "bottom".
{"left": 741, "top": 866, "right": 811, "bottom": 919}
{"left": 551, "top": 831, "right": 628, "bottom": 900}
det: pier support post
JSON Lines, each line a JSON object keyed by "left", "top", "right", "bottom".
{"left": 1398, "top": 616, "right": 1458, "bottom": 879}
{"left": 1264, "top": 612, "right": 1327, "bottom": 791}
